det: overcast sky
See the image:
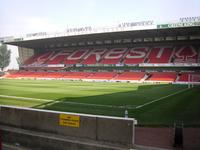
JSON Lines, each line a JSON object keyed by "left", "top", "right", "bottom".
{"left": 1, "top": 0, "right": 200, "bottom": 69}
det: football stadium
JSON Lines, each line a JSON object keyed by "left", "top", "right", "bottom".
{"left": 1, "top": 16, "right": 200, "bottom": 150}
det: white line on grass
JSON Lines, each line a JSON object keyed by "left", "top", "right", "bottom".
{"left": 0, "top": 95, "right": 52, "bottom": 102}
{"left": 135, "top": 87, "right": 189, "bottom": 109}
{"left": 0, "top": 94, "right": 126, "bottom": 109}
{"left": 0, "top": 87, "right": 191, "bottom": 110}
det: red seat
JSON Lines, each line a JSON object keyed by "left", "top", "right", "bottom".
{"left": 178, "top": 73, "right": 200, "bottom": 82}
{"left": 87, "top": 72, "right": 117, "bottom": 80}
{"left": 22, "top": 45, "right": 199, "bottom": 66}
{"left": 149, "top": 72, "right": 177, "bottom": 82}
{"left": 114, "top": 72, "right": 145, "bottom": 80}
{"left": 47, "top": 50, "right": 73, "bottom": 64}
{"left": 100, "top": 48, "right": 127, "bottom": 64}
{"left": 124, "top": 47, "right": 148, "bottom": 64}
{"left": 148, "top": 47, "right": 173, "bottom": 63}
{"left": 64, "top": 49, "right": 89, "bottom": 65}
{"left": 174, "top": 46, "right": 198, "bottom": 63}
{"left": 62, "top": 72, "right": 91, "bottom": 79}
{"left": 82, "top": 49, "right": 106, "bottom": 64}
{"left": 178, "top": 73, "right": 189, "bottom": 82}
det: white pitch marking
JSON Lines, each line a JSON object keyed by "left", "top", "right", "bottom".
{"left": 0, "top": 94, "right": 126, "bottom": 109}
{"left": 135, "top": 88, "right": 189, "bottom": 109}
{"left": 0, "top": 86, "right": 190, "bottom": 110}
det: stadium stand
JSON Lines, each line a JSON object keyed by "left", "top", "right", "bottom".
{"left": 9, "top": 71, "right": 200, "bottom": 83}
{"left": 178, "top": 73, "right": 189, "bottom": 82}
{"left": 178, "top": 73, "right": 200, "bottom": 82}
{"left": 100, "top": 48, "right": 127, "bottom": 64}
{"left": 87, "top": 72, "right": 117, "bottom": 80}
{"left": 147, "top": 47, "right": 174, "bottom": 63}
{"left": 62, "top": 72, "right": 91, "bottom": 79}
{"left": 47, "top": 50, "right": 71, "bottom": 64}
{"left": 21, "top": 46, "right": 199, "bottom": 66}
{"left": 63, "top": 49, "right": 89, "bottom": 65}
{"left": 148, "top": 72, "right": 177, "bottom": 82}
{"left": 4, "top": 44, "right": 200, "bottom": 83}
{"left": 113, "top": 72, "right": 146, "bottom": 81}
{"left": 82, "top": 49, "right": 107, "bottom": 64}
{"left": 173, "top": 46, "right": 199, "bottom": 63}
{"left": 123, "top": 47, "right": 148, "bottom": 64}
{"left": 45, "top": 72, "right": 64, "bottom": 78}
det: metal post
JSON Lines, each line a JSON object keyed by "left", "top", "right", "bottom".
{"left": 188, "top": 74, "right": 191, "bottom": 89}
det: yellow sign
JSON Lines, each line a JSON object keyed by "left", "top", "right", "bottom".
{"left": 59, "top": 114, "right": 80, "bottom": 128}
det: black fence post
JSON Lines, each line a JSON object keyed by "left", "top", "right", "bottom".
{"left": 173, "top": 122, "right": 183, "bottom": 148}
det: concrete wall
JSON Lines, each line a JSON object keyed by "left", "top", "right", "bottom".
{"left": 135, "top": 127, "right": 200, "bottom": 150}
{"left": 0, "top": 130, "right": 1, "bottom": 150}
{"left": 183, "top": 128, "right": 200, "bottom": 150}
{"left": 135, "top": 127, "right": 174, "bottom": 150}
{"left": 0, "top": 105, "right": 137, "bottom": 149}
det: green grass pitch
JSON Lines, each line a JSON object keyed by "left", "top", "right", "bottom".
{"left": 0, "top": 79, "right": 200, "bottom": 126}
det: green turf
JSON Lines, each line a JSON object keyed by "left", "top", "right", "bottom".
{"left": 0, "top": 78, "right": 199, "bottom": 126}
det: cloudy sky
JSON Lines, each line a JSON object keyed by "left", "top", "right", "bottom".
{"left": 1, "top": 0, "right": 200, "bottom": 69}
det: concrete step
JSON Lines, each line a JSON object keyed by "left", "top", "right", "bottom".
{"left": 1, "top": 125, "right": 133, "bottom": 150}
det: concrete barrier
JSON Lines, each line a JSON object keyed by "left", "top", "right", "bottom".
{"left": 0, "top": 129, "right": 2, "bottom": 150}
{"left": 0, "top": 105, "right": 137, "bottom": 149}
{"left": 135, "top": 127, "right": 200, "bottom": 150}
{"left": 135, "top": 127, "right": 174, "bottom": 150}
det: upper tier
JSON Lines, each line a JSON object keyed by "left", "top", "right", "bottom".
{"left": 23, "top": 45, "right": 200, "bottom": 67}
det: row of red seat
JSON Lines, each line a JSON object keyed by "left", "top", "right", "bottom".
{"left": 149, "top": 72, "right": 177, "bottom": 82}
{"left": 23, "top": 46, "right": 200, "bottom": 66}
{"left": 5, "top": 71, "right": 200, "bottom": 82}
{"left": 178, "top": 73, "right": 200, "bottom": 82}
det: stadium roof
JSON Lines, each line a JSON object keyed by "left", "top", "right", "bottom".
{"left": 5, "top": 26, "right": 200, "bottom": 50}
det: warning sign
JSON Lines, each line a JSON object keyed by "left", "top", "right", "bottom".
{"left": 59, "top": 114, "right": 80, "bottom": 128}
